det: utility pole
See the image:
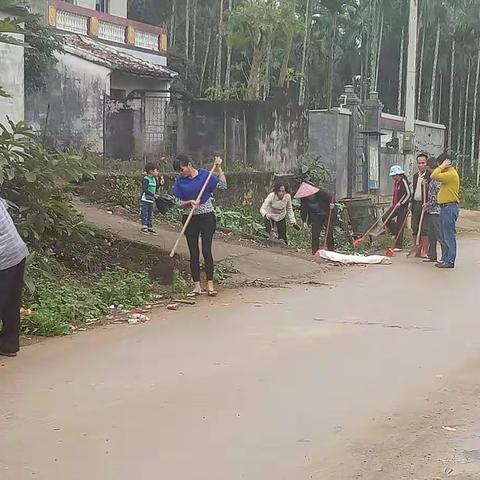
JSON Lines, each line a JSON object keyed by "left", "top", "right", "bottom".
{"left": 404, "top": 0, "right": 418, "bottom": 177}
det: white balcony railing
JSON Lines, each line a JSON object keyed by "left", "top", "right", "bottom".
{"left": 56, "top": 10, "right": 88, "bottom": 35}
{"left": 98, "top": 20, "right": 125, "bottom": 44}
{"left": 135, "top": 30, "right": 158, "bottom": 51}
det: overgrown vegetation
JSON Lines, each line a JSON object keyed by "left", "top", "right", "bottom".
{"left": 24, "top": 14, "right": 64, "bottom": 92}
{"left": 460, "top": 183, "right": 480, "bottom": 210}
{"left": 296, "top": 154, "right": 333, "bottom": 188}
{"left": 0, "top": 121, "right": 180, "bottom": 337}
{"left": 22, "top": 265, "right": 156, "bottom": 337}
{"left": 0, "top": 120, "right": 93, "bottom": 250}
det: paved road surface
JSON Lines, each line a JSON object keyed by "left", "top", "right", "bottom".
{"left": 2, "top": 238, "right": 480, "bottom": 479}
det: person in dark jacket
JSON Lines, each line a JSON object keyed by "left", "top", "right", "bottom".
{"left": 140, "top": 162, "right": 164, "bottom": 235}
{"left": 384, "top": 165, "right": 412, "bottom": 250}
{"left": 411, "top": 153, "right": 429, "bottom": 256}
{"left": 294, "top": 182, "right": 335, "bottom": 254}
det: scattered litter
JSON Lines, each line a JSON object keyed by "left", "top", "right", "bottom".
{"left": 128, "top": 318, "right": 139, "bottom": 325}
{"left": 167, "top": 303, "right": 180, "bottom": 311}
{"left": 442, "top": 426, "right": 457, "bottom": 432}
{"left": 315, "top": 249, "right": 392, "bottom": 265}
{"left": 109, "top": 305, "right": 116, "bottom": 310}
{"left": 107, "top": 210, "right": 113, "bottom": 215}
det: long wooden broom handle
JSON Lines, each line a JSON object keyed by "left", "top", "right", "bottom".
{"left": 415, "top": 182, "right": 427, "bottom": 245}
{"left": 169, "top": 163, "right": 218, "bottom": 258}
{"left": 355, "top": 194, "right": 407, "bottom": 245}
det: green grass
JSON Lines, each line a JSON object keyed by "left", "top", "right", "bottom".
{"left": 23, "top": 266, "right": 158, "bottom": 337}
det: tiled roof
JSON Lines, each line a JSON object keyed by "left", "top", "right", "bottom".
{"left": 62, "top": 34, "right": 177, "bottom": 79}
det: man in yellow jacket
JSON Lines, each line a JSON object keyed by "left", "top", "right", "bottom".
{"left": 431, "top": 152, "right": 460, "bottom": 269}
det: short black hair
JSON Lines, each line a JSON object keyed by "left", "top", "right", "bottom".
{"left": 145, "top": 162, "right": 159, "bottom": 174}
{"left": 436, "top": 151, "right": 450, "bottom": 164}
{"left": 173, "top": 154, "right": 192, "bottom": 172}
{"left": 273, "top": 182, "right": 289, "bottom": 194}
{"left": 427, "top": 156, "right": 439, "bottom": 169}
{"left": 416, "top": 152, "right": 428, "bottom": 161}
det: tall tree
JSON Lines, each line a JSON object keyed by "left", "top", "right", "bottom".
{"left": 428, "top": 21, "right": 441, "bottom": 122}
{"left": 471, "top": 45, "right": 480, "bottom": 175}
{"left": 298, "top": 0, "right": 312, "bottom": 105}
{"left": 397, "top": 26, "right": 405, "bottom": 115}
{"left": 448, "top": 36, "right": 455, "bottom": 149}
{"left": 224, "top": 0, "right": 233, "bottom": 88}
{"left": 215, "top": 0, "right": 224, "bottom": 89}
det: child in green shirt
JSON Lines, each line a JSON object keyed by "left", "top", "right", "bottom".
{"left": 140, "top": 162, "right": 164, "bottom": 235}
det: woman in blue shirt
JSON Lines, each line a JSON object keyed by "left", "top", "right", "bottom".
{"left": 172, "top": 154, "right": 227, "bottom": 297}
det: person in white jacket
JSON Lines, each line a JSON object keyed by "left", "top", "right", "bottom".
{"left": 260, "top": 182, "right": 299, "bottom": 245}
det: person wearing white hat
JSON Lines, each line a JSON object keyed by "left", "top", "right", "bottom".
{"left": 294, "top": 181, "right": 335, "bottom": 254}
{"left": 384, "top": 165, "right": 412, "bottom": 251}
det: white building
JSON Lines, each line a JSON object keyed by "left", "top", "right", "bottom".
{"left": 25, "top": 0, "right": 177, "bottom": 159}
{"left": 0, "top": 9, "right": 25, "bottom": 123}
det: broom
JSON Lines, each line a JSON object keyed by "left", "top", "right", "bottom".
{"left": 169, "top": 161, "right": 218, "bottom": 258}
{"left": 322, "top": 193, "right": 336, "bottom": 250}
{"left": 352, "top": 194, "right": 407, "bottom": 248}
{"left": 407, "top": 182, "right": 427, "bottom": 258}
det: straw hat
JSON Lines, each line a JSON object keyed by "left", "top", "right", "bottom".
{"left": 294, "top": 181, "right": 320, "bottom": 199}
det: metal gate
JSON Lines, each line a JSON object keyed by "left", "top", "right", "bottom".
{"left": 143, "top": 93, "right": 170, "bottom": 159}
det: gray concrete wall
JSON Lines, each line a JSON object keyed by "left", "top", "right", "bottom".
{"left": 26, "top": 52, "right": 110, "bottom": 151}
{"left": 415, "top": 121, "right": 446, "bottom": 157}
{"left": 308, "top": 110, "right": 350, "bottom": 199}
{"left": 176, "top": 100, "right": 307, "bottom": 173}
{"left": 0, "top": 14, "right": 24, "bottom": 124}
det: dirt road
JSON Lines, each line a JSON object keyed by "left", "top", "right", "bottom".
{"left": 2, "top": 237, "right": 480, "bottom": 479}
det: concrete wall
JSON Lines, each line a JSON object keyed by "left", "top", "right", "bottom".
{"left": 308, "top": 110, "right": 350, "bottom": 198}
{"left": 26, "top": 52, "right": 110, "bottom": 151}
{"left": 415, "top": 121, "right": 446, "bottom": 157}
{"left": 0, "top": 13, "right": 24, "bottom": 123}
{"left": 176, "top": 100, "right": 308, "bottom": 173}
{"left": 307, "top": 109, "right": 447, "bottom": 200}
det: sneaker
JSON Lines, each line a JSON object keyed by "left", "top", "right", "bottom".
{"left": 148, "top": 229, "right": 158, "bottom": 236}
{"left": 141, "top": 228, "right": 149, "bottom": 235}
{"left": 435, "top": 263, "right": 455, "bottom": 269}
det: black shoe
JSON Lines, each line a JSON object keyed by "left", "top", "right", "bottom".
{"left": 141, "top": 228, "right": 149, "bottom": 235}
{"left": 148, "top": 229, "right": 158, "bottom": 236}
{"left": 423, "top": 258, "right": 436, "bottom": 263}
{"left": 0, "top": 350, "right": 17, "bottom": 357}
{"left": 436, "top": 263, "right": 454, "bottom": 269}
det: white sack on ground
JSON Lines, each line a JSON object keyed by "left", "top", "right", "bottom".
{"left": 316, "top": 249, "right": 392, "bottom": 265}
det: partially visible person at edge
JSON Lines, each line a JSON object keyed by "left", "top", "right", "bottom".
{"left": 0, "top": 197, "right": 29, "bottom": 357}
{"left": 140, "top": 162, "right": 164, "bottom": 235}
{"left": 411, "top": 153, "right": 429, "bottom": 257}
{"left": 295, "top": 182, "right": 335, "bottom": 255}
{"left": 172, "top": 154, "right": 227, "bottom": 297}
{"left": 423, "top": 157, "right": 444, "bottom": 263}
{"left": 384, "top": 165, "right": 412, "bottom": 252}
{"left": 431, "top": 152, "right": 460, "bottom": 269}
{"left": 260, "top": 182, "right": 299, "bottom": 245}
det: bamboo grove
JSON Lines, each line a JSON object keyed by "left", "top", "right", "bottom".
{"left": 129, "top": 0, "right": 480, "bottom": 176}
